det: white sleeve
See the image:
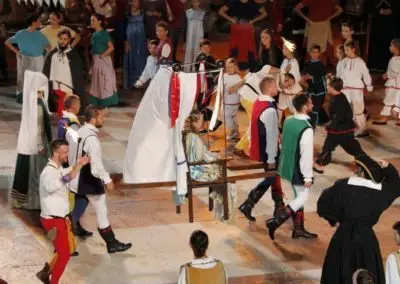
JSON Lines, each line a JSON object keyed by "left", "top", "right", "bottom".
{"left": 259, "top": 108, "right": 279, "bottom": 164}
{"left": 137, "top": 56, "right": 153, "bottom": 84}
{"left": 385, "top": 254, "right": 400, "bottom": 284}
{"left": 85, "top": 136, "right": 112, "bottom": 184}
{"left": 291, "top": 60, "right": 301, "bottom": 83}
{"left": 43, "top": 169, "right": 69, "bottom": 193}
{"left": 161, "top": 43, "right": 171, "bottom": 58}
{"left": 177, "top": 265, "right": 187, "bottom": 284}
{"left": 360, "top": 59, "right": 373, "bottom": 91}
{"left": 256, "top": 65, "right": 271, "bottom": 77}
{"left": 387, "top": 59, "right": 400, "bottom": 80}
{"left": 299, "top": 127, "right": 313, "bottom": 183}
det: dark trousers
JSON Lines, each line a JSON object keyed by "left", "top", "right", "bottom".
{"left": 113, "top": 19, "right": 125, "bottom": 68}
{"left": 316, "top": 132, "right": 366, "bottom": 166}
{"left": 169, "top": 27, "right": 184, "bottom": 63}
{"left": 71, "top": 194, "right": 89, "bottom": 226}
{"left": 310, "top": 95, "right": 329, "bottom": 125}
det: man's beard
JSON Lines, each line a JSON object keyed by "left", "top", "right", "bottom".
{"left": 58, "top": 44, "right": 69, "bottom": 52}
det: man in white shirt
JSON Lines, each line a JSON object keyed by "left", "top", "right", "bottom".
{"left": 266, "top": 94, "right": 317, "bottom": 240}
{"left": 71, "top": 106, "right": 132, "bottom": 253}
{"left": 36, "top": 139, "right": 89, "bottom": 284}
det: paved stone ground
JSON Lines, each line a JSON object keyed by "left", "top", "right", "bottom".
{"left": 1, "top": 72, "right": 400, "bottom": 284}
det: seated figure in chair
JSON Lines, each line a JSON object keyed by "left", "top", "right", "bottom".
{"left": 176, "top": 110, "right": 237, "bottom": 222}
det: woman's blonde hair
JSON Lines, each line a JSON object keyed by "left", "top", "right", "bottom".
{"left": 183, "top": 110, "right": 203, "bottom": 134}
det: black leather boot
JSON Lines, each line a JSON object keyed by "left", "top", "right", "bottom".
{"left": 238, "top": 186, "right": 268, "bottom": 222}
{"left": 265, "top": 206, "right": 293, "bottom": 240}
{"left": 36, "top": 263, "right": 50, "bottom": 284}
{"left": 291, "top": 208, "right": 318, "bottom": 239}
{"left": 75, "top": 221, "right": 93, "bottom": 238}
{"left": 99, "top": 226, "right": 132, "bottom": 254}
{"left": 271, "top": 180, "right": 285, "bottom": 218}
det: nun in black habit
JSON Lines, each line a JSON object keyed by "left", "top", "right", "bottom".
{"left": 317, "top": 155, "right": 400, "bottom": 284}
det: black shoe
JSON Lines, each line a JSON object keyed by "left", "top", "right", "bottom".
{"left": 107, "top": 240, "right": 132, "bottom": 254}
{"left": 355, "top": 132, "right": 370, "bottom": 138}
{"left": 71, "top": 251, "right": 79, "bottom": 257}
{"left": 292, "top": 228, "right": 318, "bottom": 239}
{"left": 36, "top": 263, "right": 50, "bottom": 284}
{"left": 313, "top": 166, "right": 324, "bottom": 174}
{"left": 75, "top": 222, "right": 93, "bottom": 238}
{"left": 238, "top": 202, "right": 256, "bottom": 222}
{"left": 265, "top": 206, "right": 293, "bottom": 240}
{"left": 210, "top": 120, "right": 223, "bottom": 132}
{"left": 273, "top": 201, "right": 285, "bottom": 218}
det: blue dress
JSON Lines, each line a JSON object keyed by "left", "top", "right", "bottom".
{"left": 123, "top": 13, "right": 148, "bottom": 89}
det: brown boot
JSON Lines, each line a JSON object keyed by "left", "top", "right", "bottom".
{"left": 291, "top": 208, "right": 318, "bottom": 239}
{"left": 36, "top": 263, "right": 50, "bottom": 284}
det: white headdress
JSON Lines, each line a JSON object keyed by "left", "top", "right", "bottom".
{"left": 16, "top": 70, "right": 49, "bottom": 155}
{"left": 282, "top": 37, "right": 296, "bottom": 53}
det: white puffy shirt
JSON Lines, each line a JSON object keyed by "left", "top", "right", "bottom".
{"left": 385, "top": 56, "right": 400, "bottom": 89}
{"left": 280, "top": 58, "right": 301, "bottom": 83}
{"left": 341, "top": 57, "right": 373, "bottom": 91}
{"left": 40, "top": 159, "right": 71, "bottom": 218}
{"left": 294, "top": 114, "right": 314, "bottom": 183}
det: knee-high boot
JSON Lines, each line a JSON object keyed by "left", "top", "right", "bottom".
{"left": 271, "top": 175, "right": 285, "bottom": 217}
{"left": 265, "top": 205, "right": 293, "bottom": 240}
{"left": 291, "top": 208, "right": 318, "bottom": 239}
{"left": 98, "top": 226, "right": 132, "bottom": 254}
{"left": 238, "top": 185, "right": 269, "bottom": 222}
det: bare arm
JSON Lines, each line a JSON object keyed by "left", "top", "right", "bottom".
{"left": 250, "top": 6, "right": 267, "bottom": 25}
{"left": 294, "top": 2, "right": 311, "bottom": 23}
{"left": 219, "top": 5, "right": 236, "bottom": 23}
{"left": 328, "top": 4, "right": 343, "bottom": 21}
{"left": 100, "top": 41, "right": 114, "bottom": 58}
{"left": 5, "top": 39, "right": 20, "bottom": 55}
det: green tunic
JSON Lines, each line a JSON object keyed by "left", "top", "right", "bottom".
{"left": 279, "top": 117, "right": 311, "bottom": 185}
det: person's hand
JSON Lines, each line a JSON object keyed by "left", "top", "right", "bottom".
{"left": 285, "top": 64, "right": 291, "bottom": 73}
{"left": 248, "top": 20, "right": 254, "bottom": 26}
{"left": 377, "top": 159, "right": 389, "bottom": 168}
{"left": 382, "top": 73, "right": 388, "bottom": 80}
{"left": 277, "top": 24, "right": 283, "bottom": 33}
{"left": 267, "top": 163, "right": 276, "bottom": 170}
{"left": 304, "top": 181, "right": 312, "bottom": 188}
{"left": 78, "top": 155, "right": 90, "bottom": 166}
{"left": 228, "top": 85, "right": 238, "bottom": 94}
{"left": 230, "top": 17, "right": 237, "bottom": 24}
{"left": 105, "top": 181, "right": 114, "bottom": 191}
{"left": 134, "top": 80, "right": 143, "bottom": 88}
{"left": 124, "top": 42, "right": 130, "bottom": 54}
{"left": 303, "top": 74, "right": 312, "bottom": 81}
{"left": 38, "top": 148, "right": 47, "bottom": 156}
{"left": 305, "top": 17, "right": 312, "bottom": 24}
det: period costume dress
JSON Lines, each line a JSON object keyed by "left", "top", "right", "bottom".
{"left": 182, "top": 133, "right": 237, "bottom": 222}
{"left": 7, "top": 29, "right": 49, "bottom": 103}
{"left": 178, "top": 256, "right": 227, "bottom": 284}
{"left": 11, "top": 71, "right": 52, "bottom": 209}
{"left": 123, "top": 11, "right": 148, "bottom": 89}
{"left": 89, "top": 29, "right": 119, "bottom": 107}
{"left": 183, "top": 8, "right": 205, "bottom": 71}
{"left": 318, "top": 155, "right": 400, "bottom": 284}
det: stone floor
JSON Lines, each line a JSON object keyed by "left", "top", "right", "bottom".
{"left": 1, "top": 75, "right": 400, "bottom": 284}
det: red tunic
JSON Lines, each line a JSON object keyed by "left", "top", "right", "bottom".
{"left": 249, "top": 100, "right": 274, "bottom": 162}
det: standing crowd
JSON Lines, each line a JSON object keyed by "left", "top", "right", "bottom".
{"left": 2, "top": 0, "right": 400, "bottom": 283}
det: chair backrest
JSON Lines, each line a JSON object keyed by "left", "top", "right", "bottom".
{"left": 185, "top": 260, "right": 227, "bottom": 284}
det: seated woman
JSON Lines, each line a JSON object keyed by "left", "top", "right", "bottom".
{"left": 179, "top": 111, "right": 237, "bottom": 222}
{"left": 178, "top": 230, "right": 227, "bottom": 284}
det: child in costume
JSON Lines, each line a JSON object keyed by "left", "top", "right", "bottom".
{"left": 386, "top": 221, "right": 400, "bottom": 284}
{"left": 342, "top": 40, "right": 372, "bottom": 138}
{"left": 374, "top": 39, "right": 400, "bottom": 125}
{"left": 134, "top": 39, "right": 159, "bottom": 88}
{"left": 277, "top": 72, "right": 302, "bottom": 128}
{"left": 223, "top": 58, "right": 242, "bottom": 140}
{"left": 301, "top": 45, "right": 329, "bottom": 125}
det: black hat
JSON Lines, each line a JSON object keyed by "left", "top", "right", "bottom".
{"left": 355, "top": 155, "right": 384, "bottom": 184}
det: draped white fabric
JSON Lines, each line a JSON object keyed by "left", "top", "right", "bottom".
{"left": 16, "top": 70, "right": 49, "bottom": 155}
{"left": 17, "top": 0, "right": 64, "bottom": 6}
{"left": 123, "top": 67, "right": 197, "bottom": 195}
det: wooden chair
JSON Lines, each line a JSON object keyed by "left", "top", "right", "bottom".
{"left": 176, "top": 158, "right": 231, "bottom": 223}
